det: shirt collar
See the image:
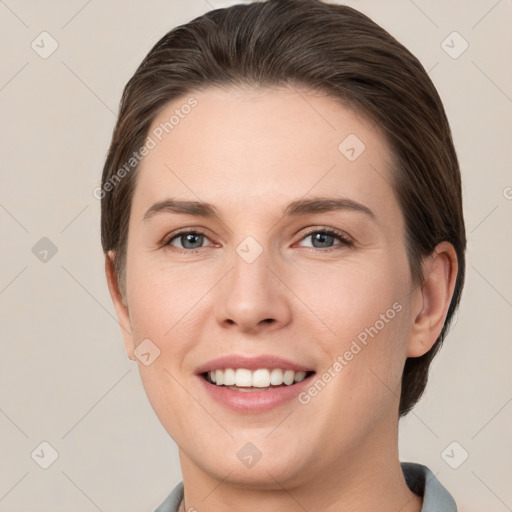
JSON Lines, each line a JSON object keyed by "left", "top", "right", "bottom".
{"left": 155, "top": 462, "right": 458, "bottom": 511}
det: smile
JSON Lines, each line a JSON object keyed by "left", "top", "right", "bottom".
{"left": 203, "top": 368, "right": 314, "bottom": 390}
{"left": 198, "top": 369, "right": 316, "bottom": 413}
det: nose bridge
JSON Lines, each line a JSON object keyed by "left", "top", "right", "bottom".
{"left": 230, "top": 235, "right": 278, "bottom": 304}
{"left": 216, "top": 233, "right": 291, "bottom": 331}
{"left": 237, "top": 239, "right": 271, "bottom": 284}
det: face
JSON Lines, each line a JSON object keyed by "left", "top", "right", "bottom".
{"left": 115, "top": 86, "right": 424, "bottom": 488}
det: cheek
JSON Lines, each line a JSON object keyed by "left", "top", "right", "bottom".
{"left": 293, "top": 256, "right": 410, "bottom": 406}
{"left": 126, "top": 252, "right": 212, "bottom": 342}
{"left": 290, "top": 255, "right": 408, "bottom": 346}
{"left": 125, "top": 258, "right": 211, "bottom": 437}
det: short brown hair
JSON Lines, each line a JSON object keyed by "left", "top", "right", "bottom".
{"left": 100, "top": 0, "right": 466, "bottom": 416}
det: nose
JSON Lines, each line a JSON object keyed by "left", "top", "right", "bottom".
{"left": 216, "top": 245, "right": 292, "bottom": 335}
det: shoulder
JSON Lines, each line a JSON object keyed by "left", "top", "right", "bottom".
{"left": 401, "top": 462, "right": 458, "bottom": 511}
{"left": 154, "top": 481, "right": 184, "bottom": 512}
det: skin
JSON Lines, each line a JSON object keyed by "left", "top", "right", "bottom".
{"left": 105, "top": 86, "right": 458, "bottom": 512}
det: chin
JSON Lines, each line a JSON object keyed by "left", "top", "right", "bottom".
{"left": 180, "top": 436, "right": 312, "bottom": 488}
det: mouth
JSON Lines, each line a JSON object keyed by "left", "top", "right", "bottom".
{"left": 201, "top": 368, "right": 316, "bottom": 392}
{"left": 195, "top": 355, "right": 316, "bottom": 412}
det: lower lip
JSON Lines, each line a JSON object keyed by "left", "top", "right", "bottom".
{"left": 196, "top": 373, "right": 315, "bottom": 413}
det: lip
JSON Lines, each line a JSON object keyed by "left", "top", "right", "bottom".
{"left": 195, "top": 354, "right": 313, "bottom": 374}
{"left": 196, "top": 371, "right": 316, "bottom": 413}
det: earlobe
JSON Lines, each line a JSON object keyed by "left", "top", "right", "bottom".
{"left": 104, "top": 251, "right": 136, "bottom": 360}
{"left": 407, "top": 242, "right": 458, "bottom": 358}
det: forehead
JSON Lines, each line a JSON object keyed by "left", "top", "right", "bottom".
{"left": 132, "top": 86, "right": 397, "bottom": 222}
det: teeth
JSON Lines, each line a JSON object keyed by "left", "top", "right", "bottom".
{"left": 223, "top": 368, "right": 235, "bottom": 385}
{"left": 207, "top": 368, "right": 309, "bottom": 387}
{"left": 252, "top": 369, "right": 270, "bottom": 388}
{"left": 236, "top": 368, "right": 253, "bottom": 387}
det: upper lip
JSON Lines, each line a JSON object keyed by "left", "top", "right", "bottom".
{"left": 195, "top": 354, "right": 314, "bottom": 374}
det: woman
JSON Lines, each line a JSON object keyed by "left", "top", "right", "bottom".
{"left": 100, "top": 0, "right": 466, "bottom": 510}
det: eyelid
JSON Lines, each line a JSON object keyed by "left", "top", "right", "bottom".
{"left": 296, "top": 225, "right": 353, "bottom": 242}
{"left": 163, "top": 228, "right": 216, "bottom": 249}
{"left": 163, "top": 225, "right": 354, "bottom": 253}
{"left": 295, "top": 226, "right": 354, "bottom": 249}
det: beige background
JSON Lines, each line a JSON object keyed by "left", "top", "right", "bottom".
{"left": 1, "top": 0, "right": 511, "bottom": 510}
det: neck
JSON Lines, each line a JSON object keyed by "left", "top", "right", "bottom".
{"left": 176, "top": 417, "right": 422, "bottom": 512}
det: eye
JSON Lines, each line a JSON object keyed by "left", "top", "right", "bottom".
{"left": 297, "top": 227, "right": 353, "bottom": 251}
{"left": 165, "top": 230, "right": 214, "bottom": 253}
{"left": 164, "top": 227, "right": 353, "bottom": 254}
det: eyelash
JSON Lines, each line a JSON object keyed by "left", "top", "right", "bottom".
{"left": 163, "top": 227, "right": 354, "bottom": 254}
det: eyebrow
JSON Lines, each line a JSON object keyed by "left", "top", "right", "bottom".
{"left": 142, "top": 196, "right": 375, "bottom": 222}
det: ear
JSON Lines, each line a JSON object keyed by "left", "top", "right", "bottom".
{"left": 407, "top": 241, "right": 458, "bottom": 358}
{"left": 105, "top": 251, "right": 135, "bottom": 360}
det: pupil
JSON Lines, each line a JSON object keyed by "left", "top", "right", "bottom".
{"left": 183, "top": 233, "right": 202, "bottom": 249}
{"left": 313, "top": 232, "right": 333, "bottom": 248}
